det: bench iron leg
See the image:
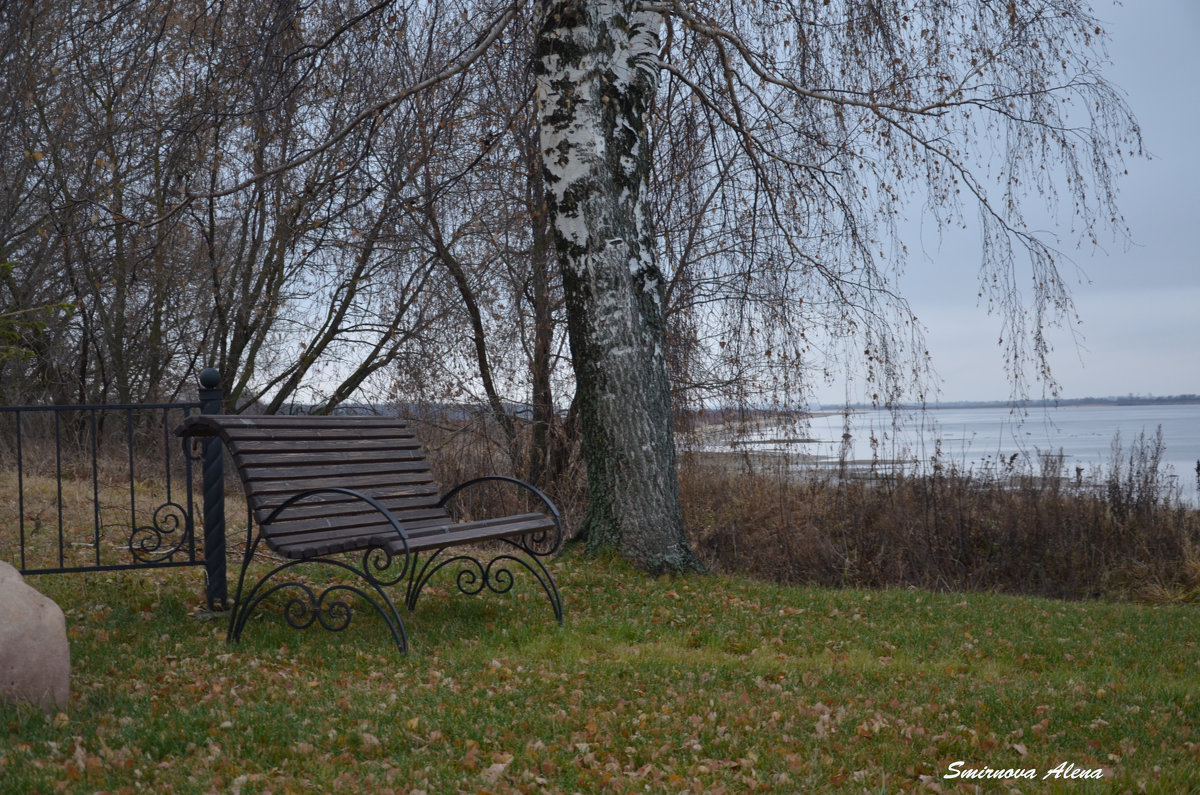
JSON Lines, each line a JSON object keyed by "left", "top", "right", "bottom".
{"left": 404, "top": 545, "right": 563, "bottom": 624}
{"left": 227, "top": 535, "right": 410, "bottom": 653}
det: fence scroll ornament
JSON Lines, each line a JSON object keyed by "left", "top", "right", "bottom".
{"left": 128, "top": 500, "right": 194, "bottom": 564}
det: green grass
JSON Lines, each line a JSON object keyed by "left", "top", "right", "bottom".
{"left": 2, "top": 548, "right": 1198, "bottom": 793}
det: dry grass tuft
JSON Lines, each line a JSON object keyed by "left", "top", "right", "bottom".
{"left": 679, "top": 447, "right": 1200, "bottom": 602}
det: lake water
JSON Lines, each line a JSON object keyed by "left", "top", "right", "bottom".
{"left": 703, "top": 402, "right": 1200, "bottom": 501}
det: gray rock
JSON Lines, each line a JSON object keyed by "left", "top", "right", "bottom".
{"left": 0, "top": 561, "right": 70, "bottom": 714}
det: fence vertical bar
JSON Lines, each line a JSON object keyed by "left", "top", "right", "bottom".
{"left": 90, "top": 408, "right": 101, "bottom": 567}
{"left": 54, "top": 410, "right": 64, "bottom": 567}
{"left": 198, "top": 368, "right": 227, "bottom": 610}
{"left": 126, "top": 407, "right": 137, "bottom": 540}
{"left": 16, "top": 412, "right": 26, "bottom": 570}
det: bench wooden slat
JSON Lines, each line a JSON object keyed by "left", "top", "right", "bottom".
{"left": 405, "top": 514, "right": 556, "bottom": 553}
{"left": 220, "top": 427, "right": 419, "bottom": 442}
{"left": 230, "top": 438, "right": 423, "bottom": 453}
{"left": 241, "top": 471, "right": 437, "bottom": 493}
{"left": 234, "top": 448, "right": 430, "bottom": 466}
{"left": 247, "top": 494, "right": 448, "bottom": 520}
{"left": 255, "top": 504, "right": 452, "bottom": 538}
{"left": 247, "top": 489, "right": 443, "bottom": 527}
{"left": 254, "top": 505, "right": 453, "bottom": 538}
{"left": 214, "top": 415, "right": 414, "bottom": 428}
{"left": 244, "top": 485, "right": 440, "bottom": 512}
{"left": 238, "top": 462, "right": 434, "bottom": 482}
{"left": 266, "top": 514, "right": 553, "bottom": 554}
{"left": 271, "top": 529, "right": 394, "bottom": 558}
{"left": 213, "top": 416, "right": 405, "bottom": 425}
{"left": 238, "top": 458, "right": 433, "bottom": 475}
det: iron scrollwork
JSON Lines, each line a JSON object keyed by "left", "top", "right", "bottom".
{"left": 361, "top": 541, "right": 412, "bottom": 589}
{"left": 283, "top": 583, "right": 353, "bottom": 633}
{"left": 129, "top": 500, "right": 193, "bottom": 564}
{"left": 228, "top": 554, "right": 410, "bottom": 653}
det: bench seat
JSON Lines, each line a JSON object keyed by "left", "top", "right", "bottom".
{"left": 267, "top": 512, "right": 557, "bottom": 559}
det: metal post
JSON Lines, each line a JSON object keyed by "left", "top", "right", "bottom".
{"left": 198, "top": 368, "right": 227, "bottom": 610}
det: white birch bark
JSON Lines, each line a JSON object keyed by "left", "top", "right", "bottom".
{"left": 535, "top": 0, "right": 702, "bottom": 572}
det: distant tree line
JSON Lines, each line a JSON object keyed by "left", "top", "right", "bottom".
{"left": 838, "top": 395, "right": 1200, "bottom": 411}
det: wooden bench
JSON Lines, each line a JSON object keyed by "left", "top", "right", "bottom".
{"left": 176, "top": 415, "right": 563, "bottom": 652}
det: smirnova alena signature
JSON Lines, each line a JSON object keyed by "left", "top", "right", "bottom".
{"left": 944, "top": 761, "right": 1105, "bottom": 780}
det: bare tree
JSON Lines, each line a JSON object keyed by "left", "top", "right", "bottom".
{"left": 653, "top": 0, "right": 1139, "bottom": 404}
{"left": 0, "top": 0, "right": 482, "bottom": 409}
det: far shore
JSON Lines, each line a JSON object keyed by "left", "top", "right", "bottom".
{"left": 819, "top": 396, "right": 1200, "bottom": 411}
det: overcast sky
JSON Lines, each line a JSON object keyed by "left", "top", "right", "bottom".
{"left": 825, "top": 0, "right": 1200, "bottom": 405}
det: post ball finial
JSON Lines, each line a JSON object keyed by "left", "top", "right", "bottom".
{"left": 198, "top": 368, "right": 221, "bottom": 390}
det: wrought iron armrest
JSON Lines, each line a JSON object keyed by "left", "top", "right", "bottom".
{"left": 263, "top": 487, "right": 413, "bottom": 563}
{"left": 438, "top": 476, "right": 563, "bottom": 555}
{"left": 174, "top": 417, "right": 218, "bottom": 462}
{"left": 173, "top": 416, "right": 219, "bottom": 437}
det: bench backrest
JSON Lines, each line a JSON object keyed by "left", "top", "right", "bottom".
{"left": 182, "top": 415, "right": 454, "bottom": 532}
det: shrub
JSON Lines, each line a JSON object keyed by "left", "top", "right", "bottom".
{"left": 680, "top": 434, "right": 1200, "bottom": 602}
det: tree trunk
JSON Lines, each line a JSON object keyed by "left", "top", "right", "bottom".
{"left": 535, "top": 0, "right": 702, "bottom": 573}
{"left": 525, "top": 124, "right": 556, "bottom": 488}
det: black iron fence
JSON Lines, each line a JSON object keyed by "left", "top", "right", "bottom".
{"left": 0, "top": 370, "right": 227, "bottom": 608}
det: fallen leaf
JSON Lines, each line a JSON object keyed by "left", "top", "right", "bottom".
{"left": 483, "top": 759, "right": 511, "bottom": 782}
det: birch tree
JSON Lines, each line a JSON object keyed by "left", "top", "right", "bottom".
{"left": 536, "top": 0, "right": 703, "bottom": 572}
{"left": 529, "top": 0, "right": 1138, "bottom": 572}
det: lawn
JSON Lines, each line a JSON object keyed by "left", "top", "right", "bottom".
{"left": 2, "top": 548, "right": 1198, "bottom": 793}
